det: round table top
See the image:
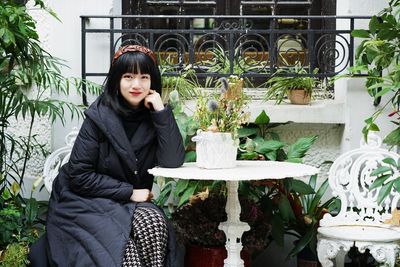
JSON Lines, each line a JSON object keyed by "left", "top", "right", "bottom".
{"left": 148, "top": 160, "right": 319, "bottom": 181}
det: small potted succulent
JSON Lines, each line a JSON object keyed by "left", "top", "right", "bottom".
{"left": 263, "top": 63, "right": 320, "bottom": 105}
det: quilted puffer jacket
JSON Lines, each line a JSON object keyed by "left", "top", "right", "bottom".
{"left": 45, "top": 96, "right": 185, "bottom": 267}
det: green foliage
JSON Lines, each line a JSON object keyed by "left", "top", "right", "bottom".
{"left": 156, "top": 108, "right": 325, "bottom": 258}
{"left": 263, "top": 63, "right": 320, "bottom": 104}
{"left": 237, "top": 110, "right": 317, "bottom": 162}
{"left": 236, "top": 116, "right": 336, "bottom": 257}
{"left": 0, "top": 186, "right": 47, "bottom": 250}
{"left": 0, "top": 184, "right": 47, "bottom": 265}
{"left": 260, "top": 173, "right": 339, "bottom": 258}
{"left": 0, "top": 242, "right": 30, "bottom": 267}
{"left": 350, "top": 0, "right": 400, "bottom": 146}
{"left": 0, "top": 0, "right": 99, "bottom": 261}
{"left": 0, "top": 0, "right": 100, "bottom": 192}
{"left": 159, "top": 59, "right": 200, "bottom": 101}
{"left": 159, "top": 109, "right": 318, "bottom": 209}
{"left": 369, "top": 156, "right": 400, "bottom": 205}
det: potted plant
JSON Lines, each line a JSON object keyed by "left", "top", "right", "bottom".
{"left": 234, "top": 112, "right": 339, "bottom": 265}
{"left": 159, "top": 60, "right": 201, "bottom": 103}
{"left": 171, "top": 189, "right": 271, "bottom": 267}
{"left": 258, "top": 173, "right": 339, "bottom": 267}
{"left": 156, "top": 106, "right": 328, "bottom": 266}
{"left": 192, "top": 75, "right": 250, "bottom": 169}
{"left": 263, "top": 63, "right": 321, "bottom": 105}
{"left": 203, "top": 45, "right": 257, "bottom": 88}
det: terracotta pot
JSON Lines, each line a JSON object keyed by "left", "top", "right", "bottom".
{"left": 185, "top": 244, "right": 251, "bottom": 267}
{"left": 288, "top": 89, "right": 311, "bottom": 105}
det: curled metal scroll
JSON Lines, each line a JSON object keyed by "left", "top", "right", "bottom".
{"left": 193, "top": 33, "right": 228, "bottom": 73}
{"left": 315, "top": 34, "right": 350, "bottom": 74}
{"left": 234, "top": 33, "right": 270, "bottom": 74}
{"left": 154, "top": 33, "right": 190, "bottom": 69}
{"left": 215, "top": 19, "right": 253, "bottom": 30}
{"left": 114, "top": 34, "right": 149, "bottom": 52}
{"left": 276, "top": 34, "right": 307, "bottom": 67}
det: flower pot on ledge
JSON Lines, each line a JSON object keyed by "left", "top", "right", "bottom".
{"left": 288, "top": 89, "right": 311, "bottom": 105}
{"left": 192, "top": 131, "right": 237, "bottom": 169}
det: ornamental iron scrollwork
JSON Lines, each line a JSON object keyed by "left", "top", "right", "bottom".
{"left": 192, "top": 33, "right": 228, "bottom": 73}
{"left": 114, "top": 34, "right": 150, "bottom": 51}
{"left": 276, "top": 34, "right": 307, "bottom": 67}
{"left": 215, "top": 19, "right": 253, "bottom": 30}
{"left": 234, "top": 33, "right": 270, "bottom": 74}
{"left": 154, "top": 33, "right": 190, "bottom": 69}
{"left": 43, "top": 128, "right": 79, "bottom": 193}
{"left": 315, "top": 33, "right": 350, "bottom": 74}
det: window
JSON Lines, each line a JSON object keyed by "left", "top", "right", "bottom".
{"left": 120, "top": 0, "right": 338, "bottom": 82}
{"left": 121, "top": 0, "right": 337, "bottom": 67}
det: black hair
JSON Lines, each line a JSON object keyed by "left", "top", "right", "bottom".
{"left": 101, "top": 51, "right": 162, "bottom": 116}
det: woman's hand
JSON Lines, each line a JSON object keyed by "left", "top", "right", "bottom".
{"left": 144, "top": 89, "right": 164, "bottom": 111}
{"left": 130, "top": 189, "right": 153, "bottom": 202}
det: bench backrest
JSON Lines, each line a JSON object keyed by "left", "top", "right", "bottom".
{"left": 43, "top": 128, "right": 79, "bottom": 193}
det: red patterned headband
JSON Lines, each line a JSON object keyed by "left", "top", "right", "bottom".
{"left": 112, "top": 45, "right": 157, "bottom": 65}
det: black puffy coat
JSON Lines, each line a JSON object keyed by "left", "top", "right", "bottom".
{"left": 45, "top": 98, "right": 185, "bottom": 267}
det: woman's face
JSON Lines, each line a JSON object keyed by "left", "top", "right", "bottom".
{"left": 119, "top": 72, "right": 151, "bottom": 108}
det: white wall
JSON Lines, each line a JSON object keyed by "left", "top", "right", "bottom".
{"left": 46, "top": 0, "right": 116, "bottom": 150}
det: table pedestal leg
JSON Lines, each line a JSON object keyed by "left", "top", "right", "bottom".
{"left": 218, "top": 181, "right": 250, "bottom": 267}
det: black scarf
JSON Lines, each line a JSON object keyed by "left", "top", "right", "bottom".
{"left": 120, "top": 102, "right": 151, "bottom": 140}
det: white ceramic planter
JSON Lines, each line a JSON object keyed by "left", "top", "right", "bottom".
{"left": 192, "top": 131, "right": 237, "bottom": 169}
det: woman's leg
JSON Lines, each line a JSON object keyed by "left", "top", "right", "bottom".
{"left": 131, "top": 207, "right": 168, "bottom": 267}
{"left": 122, "top": 239, "right": 143, "bottom": 267}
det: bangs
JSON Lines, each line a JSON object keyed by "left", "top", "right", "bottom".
{"left": 102, "top": 49, "right": 162, "bottom": 110}
{"left": 122, "top": 52, "right": 153, "bottom": 74}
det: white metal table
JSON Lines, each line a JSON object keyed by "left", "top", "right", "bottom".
{"left": 149, "top": 160, "right": 319, "bottom": 267}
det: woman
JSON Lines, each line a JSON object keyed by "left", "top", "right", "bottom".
{"left": 31, "top": 45, "right": 185, "bottom": 267}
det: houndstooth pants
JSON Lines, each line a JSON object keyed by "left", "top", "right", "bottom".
{"left": 122, "top": 207, "right": 168, "bottom": 267}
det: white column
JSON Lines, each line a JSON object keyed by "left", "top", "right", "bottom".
{"left": 218, "top": 181, "right": 250, "bottom": 267}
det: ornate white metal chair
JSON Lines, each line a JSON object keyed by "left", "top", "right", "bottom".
{"left": 317, "top": 133, "right": 400, "bottom": 267}
{"left": 43, "top": 128, "right": 79, "bottom": 193}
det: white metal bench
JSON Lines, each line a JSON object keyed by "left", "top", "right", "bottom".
{"left": 317, "top": 133, "right": 400, "bottom": 267}
{"left": 43, "top": 128, "right": 79, "bottom": 193}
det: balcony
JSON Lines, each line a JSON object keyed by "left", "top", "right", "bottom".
{"left": 81, "top": 15, "right": 370, "bottom": 123}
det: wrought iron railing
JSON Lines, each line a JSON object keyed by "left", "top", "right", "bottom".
{"left": 81, "top": 15, "right": 370, "bottom": 104}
